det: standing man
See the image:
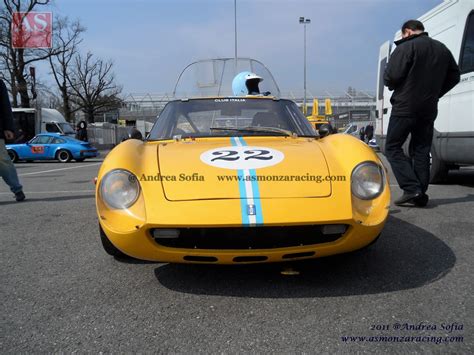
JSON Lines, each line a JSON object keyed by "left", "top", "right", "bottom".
{"left": 365, "top": 123, "right": 374, "bottom": 142}
{"left": 0, "top": 79, "right": 25, "bottom": 201}
{"left": 359, "top": 126, "right": 365, "bottom": 141}
{"left": 384, "top": 20, "right": 460, "bottom": 207}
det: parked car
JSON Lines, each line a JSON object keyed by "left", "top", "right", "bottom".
{"left": 7, "top": 133, "right": 98, "bottom": 163}
{"left": 95, "top": 59, "right": 390, "bottom": 264}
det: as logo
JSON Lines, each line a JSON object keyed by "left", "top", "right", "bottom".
{"left": 200, "top": 146, "right": 284, "bottom": 170}
{"left": 12, "top": 12, "right": 52, "bottom": 48}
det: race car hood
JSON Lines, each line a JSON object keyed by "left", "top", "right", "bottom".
{"left": 157, "top": 137, "right": 332, "bottom": 201}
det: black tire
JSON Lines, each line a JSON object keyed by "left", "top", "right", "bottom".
{"left": 7, "top": 150, "right": 18, "bottom": 163}
{"left": 99, "top": 226, "right": 129, "bottom": 258}
{"left": 429, "top": 148, "right": 448, "bottom": 183}
{"left": 75, "top": 158, "right": 85, "bottom": 162}
{"left": 56, "top": 149, "right": 71, "bottom": 163}
{"left": 361, "top": 233, "right": 381, "bottom": 250}
{"left": 350, "top": 233, "right": 382, "bottom": 256}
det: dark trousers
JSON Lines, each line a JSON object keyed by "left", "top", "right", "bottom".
{"left": 385, "top": 115, "right": 435, "bottom": 194}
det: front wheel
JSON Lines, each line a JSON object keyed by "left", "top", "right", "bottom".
{"left": 56, "top": 149, "right": 71, "bottom": 163}
{"left": 359, "top": 233, "right": 381, "bottom": 251}
{"left": 99, "top": 226, "right": 129, "bottom": 258}
{"left": 7, "top": 150, "right": 18, "bottom": 163}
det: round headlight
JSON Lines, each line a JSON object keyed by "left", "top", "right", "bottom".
{"left": 100, "top": 169, "right": 140, "bottom": 209}
{"left": 351, "top": 162, "right": 384, "bottom": 200}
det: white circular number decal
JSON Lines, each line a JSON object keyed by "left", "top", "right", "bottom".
{"left": 200, "top": 146, "right": 284, "bottom": 170}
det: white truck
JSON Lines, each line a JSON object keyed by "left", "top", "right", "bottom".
{"left": 376, "top": 0, "right": 474, "bottom": 182}
{"left": 11, "top": 107, "right": 75, "bottom": 143}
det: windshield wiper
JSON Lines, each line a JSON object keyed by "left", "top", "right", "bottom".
{"left": 209, "top": 126, "right": 296, "bottom": 137}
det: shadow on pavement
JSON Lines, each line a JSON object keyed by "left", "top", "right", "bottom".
{"left": 0, "top": 194, "right": 93, "bottom": 206}
{"left": 389, "top": 194, "right": 474, "bottom": 210}
{"left": 427, "top": 194, "right": 474, "bottom": 207}
{"left": 154, "top": 215, "right": 456, "bottom": 298}
{"left": 114, "top": 256, "right": 157, "bottom": 264}
{"left": 445, "top": 169, "right": 474, "bottom": 188}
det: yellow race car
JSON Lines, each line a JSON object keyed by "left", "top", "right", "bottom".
{"left": 96, "top": 96, "right": 390, "bottom": 264}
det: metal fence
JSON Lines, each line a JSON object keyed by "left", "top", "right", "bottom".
{"left": 87, "top": 124, "right": 130, "bottom": 149}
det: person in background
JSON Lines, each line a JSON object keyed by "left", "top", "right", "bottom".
{"left": 14, "top": 128, "right": 25, "bottom": 143}
{"left": 359, "top": 126, "right": 365, "bottom": 141}
{"left": 365, "top": 124, "right": 374, "bottom": 142}
{"left": 384, "top": 20, "right": 460, "bottom": 207}
{"left": 0, "top": 79, "right": 25, "bottom": 202}
{"left": 76, "top": 121, "right": 88, "bottom": 142}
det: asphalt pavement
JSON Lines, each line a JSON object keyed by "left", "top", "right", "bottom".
{"left": 1, "top": 155, "right": 473, "bottom": 353}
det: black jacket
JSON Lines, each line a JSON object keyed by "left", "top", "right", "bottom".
{"left": 0, "top": 79, "right": 14, "bottom": 140}
{"left": 384, "top": 32, "right": 460, "bottom": 118}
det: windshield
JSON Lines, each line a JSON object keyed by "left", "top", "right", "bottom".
{"left": 173, "top": 58, "right": 280, "bottom": 98}
{"left": 148, "top": 98, "right": 316, "bottom": 140}
{"left": 59, "top": 122, "right": 75, "bottom": 134}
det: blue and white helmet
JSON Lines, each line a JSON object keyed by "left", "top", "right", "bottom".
{"left": 232, "top": 71, "right": 263, "bottom": 96}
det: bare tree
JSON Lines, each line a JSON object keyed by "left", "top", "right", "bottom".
{"left": 34, "top": 78, "right": 61, "bottom": 108}
{"left": 47, "top": 17, "right": 85, "bottom": 121}
{"left": 0, "top": 0, "right": 60, "bottom": 107}
{"left": 68, "top": 52, "right": 122, "bottom": 123}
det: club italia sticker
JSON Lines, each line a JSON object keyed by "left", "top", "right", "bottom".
{"left": 200, "top": 146, "right": 284, "bottom": 170}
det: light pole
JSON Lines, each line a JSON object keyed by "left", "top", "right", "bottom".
{"left": 299, "top": 16, "right": 310, "bottom": 115}
{"left": 234, "top": 0, "right": 238, "bottom": 72}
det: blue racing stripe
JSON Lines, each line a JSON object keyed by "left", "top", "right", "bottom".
{"left": 231, "top": 137, "right": 249, "bottom": 225}
{"left": 238, "top": 137, "right": 264, "bottom": 225}
{"left": 249, "top": 168, "right": 263, "bottom": 225}
{"left": 237, "top": 169, "right": 250, "bottom": 225}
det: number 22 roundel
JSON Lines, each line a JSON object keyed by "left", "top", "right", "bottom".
{"left": 200, "top": 146, "right": 284, "bottom": 170}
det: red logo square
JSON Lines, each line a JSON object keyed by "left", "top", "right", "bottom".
{"left": 11, "top": 12, "right": 52, "bottom": 48}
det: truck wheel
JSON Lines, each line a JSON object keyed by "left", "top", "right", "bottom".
{"left": 99, "top": 226, "right": 129, "bottom": 258}
{"left": 56, "top": 149, "right": 71, "bottom": 163}
{"left": 7, "top": 150, "right": 18, "bottom": 163}
{"left": 429, "top": 149, "right": 448, "bottom": 183}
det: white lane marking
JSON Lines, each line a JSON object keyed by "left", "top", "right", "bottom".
{"left": 18, "top": 163, "right": 101, "bottom": 176}
{"left": 0, "top": 190, "right": 95, "bottom": 195}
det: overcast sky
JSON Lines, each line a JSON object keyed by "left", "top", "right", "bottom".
{"left": 42, "top": 0, "right": 441, "bottom": 95}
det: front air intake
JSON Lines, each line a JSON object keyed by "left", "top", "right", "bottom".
{"left": 150, "top": 225, "right": 347, "bottom": 250}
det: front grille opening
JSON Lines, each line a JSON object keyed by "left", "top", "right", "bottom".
{"left": 151, "top": 224, "right": 347, "bottom": 250}
{"left": 183, "top": 256, "right": 218, "bottom": 262}
{"left": 233, "top": 256, "right": 268, "bottom": 262}
{"left": 282, "top": 251, "right": 315, "bottom": 259}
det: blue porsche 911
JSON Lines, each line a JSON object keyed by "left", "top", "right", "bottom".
{"left": 6, "top": 133, "right": 99, "bottom": 163}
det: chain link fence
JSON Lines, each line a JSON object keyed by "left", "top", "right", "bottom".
{"left": 87, "top": 124, "right": 130, "bottom": 149}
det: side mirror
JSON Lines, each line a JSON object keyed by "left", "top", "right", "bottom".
{"left": 318, "top": 123, "right": 333, "bottom": 138}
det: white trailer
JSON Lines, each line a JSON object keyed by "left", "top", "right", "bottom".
{"left": 12, "top": 108, "right": 75, "bottom": 142}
